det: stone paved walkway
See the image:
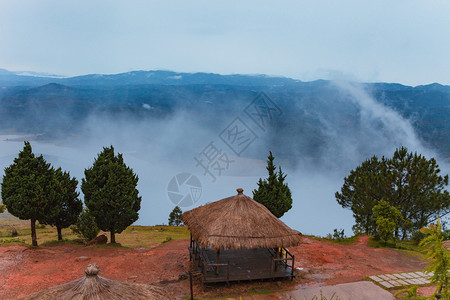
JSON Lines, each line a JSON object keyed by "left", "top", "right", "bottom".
{"left": 368, "top": 271, "right": 433, "bottom": 289}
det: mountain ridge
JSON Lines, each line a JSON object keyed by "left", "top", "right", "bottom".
{"left": 1, "top": 68, "right": 448, "bottom": 89}
{"left": 0, "top": 69, "right": 448, "bottom": 164}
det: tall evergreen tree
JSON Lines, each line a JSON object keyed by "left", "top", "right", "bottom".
{"left": 253, "top": 152, "right": 292, "bottom": 218}
{"left": 336, "top": 147, "right": 450, "bottom": 237}
{"left": 336, "top": 155, "right": 390, "bottom": 234}
{"left": 388, "top": 147, "right": 450, "bottom": 237}
{"left": 47, "top": 168, "right": 82, "bottom": 241}
{"left": 81, "top": 146, "right": 141, "bottom": 243}
{"left": 1, "top": 142, "right": 59, "bottom": 246}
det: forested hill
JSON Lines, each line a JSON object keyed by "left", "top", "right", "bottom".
{"left": 0, "top": 69, "right": 449, "bottom": 162}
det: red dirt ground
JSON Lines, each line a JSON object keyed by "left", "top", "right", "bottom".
{"left": 0, "top": 236, "right": 429, "bottom": 299}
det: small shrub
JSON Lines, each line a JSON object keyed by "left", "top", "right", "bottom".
{"left": 442, "top": 221, "right": 450, "bottom": 241}
{"left": 326, "top": 229, "right": 346, "bottom": 240}
{"left": 301, "top": 290, "right": 341, "bottom": 300}
{"left": 333, "top": 229, "right": 345, "bottom": 240}
{"left": 394, "top": 285, "right": 425, "bottom": 300}
{"left": 163, "top": 236, "right": 172, "bottom": 243}
{"left": 35, "top": 222, "right": 46, "bottom": 229}
{"left": 10, "top": 228, "right": 18, "bottom": 237}
{"left": 70, "top": 208, "right": 100, "bottom": 241}
{"left": 420, "top": 219, "right": 449, "bottom": 299}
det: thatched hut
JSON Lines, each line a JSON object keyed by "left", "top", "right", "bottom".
{"left": 21, "top": 264, "right": 173, "bottom": 300}
{"left": 182, "top": 188, "right": 301, "bottom": 284}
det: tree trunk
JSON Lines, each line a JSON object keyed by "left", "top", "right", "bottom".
{"left": 57, "top": 226, "right": 62, "bottom": 241}
{"left": 110, "top": 229, "right": 115, "bottom": 244}
{"left": 31, "top": 219, "right": 38, "bottom": 247}
{"left": 401, "top": 229, "right": 407, "bottom": 240}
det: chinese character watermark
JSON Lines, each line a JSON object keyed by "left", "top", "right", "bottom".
{"left": 219, "top": 117, "right": 258, "bottom": 156}
{"left": 193, "top": 92, "right": 282, "bottom": 183}
{"left": 244, "top": 92, "right": 282, "bottom": 131}
{"left": 194, "top": 141, "right": 234, "bottom": 182}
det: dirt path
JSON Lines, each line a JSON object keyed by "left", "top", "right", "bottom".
{"left": 293, "top": 236, "right": 428, "bottom": 285}
{"left": 0, "top": 236, "right": 428, "bottom": 299}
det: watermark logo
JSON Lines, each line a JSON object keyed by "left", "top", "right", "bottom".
{"left": 244, "top": 92, "right": 282, "bottom": 131}
{"left": 194, "top": 92, "right": 282, "bottom": 183}
{"left": 193, "top": 141, "right": 234, "bottom": 182}
{"left": 167, "top": 92, "right": 282, "bottom": 206}
{"left": 167, "top": 173, "right": 202, "bottom": 207}
{"left": 219, "top": 117, "right": 258, "bottom": 156}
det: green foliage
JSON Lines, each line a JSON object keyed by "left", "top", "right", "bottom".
{"left": 70, "top": 208, "right": 100, "bottom": 241}
{"left": 46, "top": 168, "right": 82, "bottom": 241}
{"left": 301, "top": 290, "right": 342, "bottom": 300}
{"left": 441, "top": 221, "right": 450, "bottom": 241}
{"left": 35, "top": 222, "right": 46, "bottom": 229}
{"left": 1, "top": 141, "right": 59, "bottom": 246}
{"left": 336, "top": 155, "right": 388, "bottom": 235}
{"left": 326, "top": 229, "right": 346, "bottom": 241}
{"left": 419, "top": 218, "right": 449, "bottom": 299}
{"left": 0, "top": 204, "right": 5, "bottom": 213}
{"left": 163, "top": 236, "right": 172, "bottom": 243}
{"left": 168, "top": 206, "right": 183, "bottom": 226}
{"left": 253, "top": 151, "right": 292, "bottom": 218}
{"left": 81, "top": 146, "right": 141, "bottom": 243}
{"left": 372, "top": 200, "right": 403, "bottom": 244}
{"left": 394, "top": 285, "right": 427, "bottom": 300}
{"left": 336, "top": 147, "right": 450, "bottom": 237}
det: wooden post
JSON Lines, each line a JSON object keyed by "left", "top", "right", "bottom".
{"left": 215, "top": 249, "right": 220, "bottom": 275}
{"left": 274, "top": 248, "right": 279, "bottom": 271}
{"left": 189, "top": 272, "right": 194, "bottom": 300}
{"left": 189, "top": 233, "right": 192, "bottom": 261}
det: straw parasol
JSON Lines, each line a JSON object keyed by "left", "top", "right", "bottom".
{"left": 182, "top": 188, "right": 301, "bottom": 250}
{"left": 21, "top": 264, "right": 173, "bottom": 300}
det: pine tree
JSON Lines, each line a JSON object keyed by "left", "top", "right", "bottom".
{"left": 336, "top": 147, "right": 450, "bottom": 236}
{"left": 336, "top": 155, "right": 389, "bottom": 235}
{"left": 168, "top": 206, "right": 183, "bottom": 226}
{"left": 1, "top": 142, "right": 59, "bottom": 246}
{"left": 81, "top": 146, "right": 141, "bottom": 243}
{"left": 47, "top": 168, "right": 83, "bottom": 241}
{"left": 253, "top": 152, "right": 292, "bottom": 218}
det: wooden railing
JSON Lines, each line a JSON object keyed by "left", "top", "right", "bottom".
{"left": 268, "top": 247, "right": 295, "bottom": 277}
{"left": 189, "top": 239, "right": 230, "bottom": 282}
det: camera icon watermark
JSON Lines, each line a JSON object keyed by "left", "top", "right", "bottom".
{"left": 167, "top": 172, "right": 202, "bottom": 207}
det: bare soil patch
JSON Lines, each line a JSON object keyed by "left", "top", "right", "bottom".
{"left": 293, "top": 236, "right": 428, "bottom": 285}
{"left": 0, "top": 236, "right": 428, "bottom": 299}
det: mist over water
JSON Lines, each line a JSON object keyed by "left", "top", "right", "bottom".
{"left": 0, "top": 81, "right": 448, "bottom": 237}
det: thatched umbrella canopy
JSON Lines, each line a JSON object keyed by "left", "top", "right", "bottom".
{"left": 182, "top": 188, "right": 301, "bottom": 250}
{"left": 21, "top": 264, "right": 173, "bottom": 300}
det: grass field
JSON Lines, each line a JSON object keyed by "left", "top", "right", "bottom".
{"left": 0, "top": 212, "right": 190, "bottom": 247}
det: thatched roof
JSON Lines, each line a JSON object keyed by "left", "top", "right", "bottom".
{"left": 182, "top": 188, "right": 301, "bottom": 250}
{"left": 21, "top": 264, "right": 173, "bottom": 300}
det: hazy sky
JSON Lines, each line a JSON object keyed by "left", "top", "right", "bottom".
{"left": 1, "top": 1, "right": 449, "bottom": 85}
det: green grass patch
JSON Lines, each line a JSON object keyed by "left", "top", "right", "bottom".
{"left": 368, "top": 236, "right": 422, "bottom": 251}
{"left": 367, "top": 236, "right": 425, "bottom": 260}
{"left": 314, "top": 234, "right": 360, "bottom": 245}
{"left": 0, "top": 213, "right": 190, "bottom": 248}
